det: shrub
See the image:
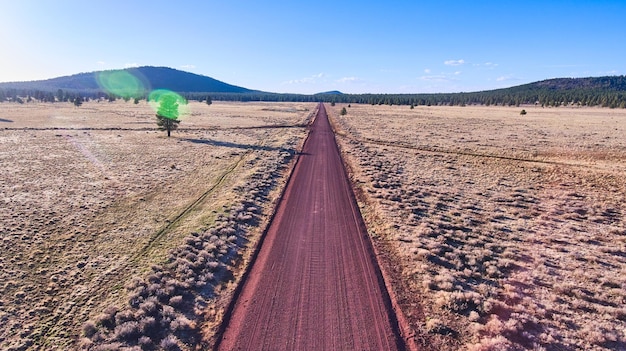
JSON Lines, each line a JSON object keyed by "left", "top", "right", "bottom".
{"left": 139, "top": 298, "right": 159, "bottom": 316}
{"left": 425, "top": 318, "right": 454, "bottom": 335}
{"left": 160, "top": 335, "right": 181, "bottom": 351}
{"left": 82, "top": 321, "right": 98, "bottom": 337}
{"left": 169, "top": 295, "right": 183, "bottom": 307}
{"left": 138, "top": 336, "right": 153, "bottom": 349}
{"left": 139, "top": 316, "right": 157, "bottom": 336}
{"left": 113, "top": 321, "right": 140, "bottom": 341}
{"left": 95, "top": 307, "right": 118, "bottom": 330}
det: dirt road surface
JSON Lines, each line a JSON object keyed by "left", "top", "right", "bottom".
{"left": 216, "top": 104, "right": 404, "bottom": 350}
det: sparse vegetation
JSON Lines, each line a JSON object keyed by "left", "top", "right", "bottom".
{"left": 332, "top": 104, "right": 626, "bottom": 351}
{"left": 0, "top": 100, "right": 314, "bottom": 350}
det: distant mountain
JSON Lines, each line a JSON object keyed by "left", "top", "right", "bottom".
{"left": 305, "top": 75, "right": 626, "bottom": 108}
{"left": 0, "top": 66, "right": 254, "bottom": 94}
{"left": 1, "top": 70, "right": 625, "bottom": 108}
{"left": 316, "top": 90, "right": 343, "bottom": 95}
{"left": 532, "top": 76, "right": 626, "bottom": 91}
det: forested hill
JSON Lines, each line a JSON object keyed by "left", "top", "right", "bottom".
{"left": 1, "top": 68, "right": 625, "bottom": 108}
{"left": 194, "top": 76, "right": 626, "bottom": 108}
{"left": 471, "top": 76, "right": 626, "bottom": 107}
{"left": 534, "top": 76, "right": 626, "bottom": 90}
{"left": 0, "top": 66, "right": 253, "bottom": 98}
{"left": 299, "top": 76, "right": 626, "bottom": 108}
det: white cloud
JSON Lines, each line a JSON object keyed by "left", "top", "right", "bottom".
{"left": 424, "top": 68, "right": 431, "bottom": 74}
{"left": 124, "top": 63, "right": 140, "bottom": 68}
{"left": 180, "top": 64, "right": 196, "bottom": 69}
{"left": 420, "top": 75, "right": 450, "bottom": 82}
{"left": 336, "top": 76, "right": 360, "bottom": 83}
{"left": 284, "top": 73, "right": 327, "bottom": 85}
{"left": 96, "top": 61, "right": 106, "bottom": 65}
{"left": 420, "top": 71, "right": 462, "bottom": 82}
{"left": 496, "top": 75, "right": 522, "bottom": 82}
{"left": 474, "top": 62, "right": 498, "bottom": 68}
{"left": 444, "top": 59, "right": 465, "bottom": 66}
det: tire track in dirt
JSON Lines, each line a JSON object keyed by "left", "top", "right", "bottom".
{"left": 215, "top": 104, "right": 405, "bottom": 350}
{"left": 36, "top": 150, "right": 253, "bottom": 347}
{"left": 129, "top": 149, "right": 251, "bottom": 264}
{"left": 2, "top": 124, "right": 305, "bottom": 132}
{"left": 340, "top": 134, "right": 594, "bottom": 168}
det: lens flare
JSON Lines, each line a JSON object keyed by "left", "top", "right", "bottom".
{"left": 148, "top": 89, "right": 189, "bottom": 119}
{"left": 96, "top": 70, "right": 148, "bottom": 98}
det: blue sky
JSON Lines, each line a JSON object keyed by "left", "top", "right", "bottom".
{"left": 1, "top": 0, "right": 625, "bottom": 94}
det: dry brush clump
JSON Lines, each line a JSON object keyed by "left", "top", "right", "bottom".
{"left": 332, "top": 104, "right": 626, "bottom": 351}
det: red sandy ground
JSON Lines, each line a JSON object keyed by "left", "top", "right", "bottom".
{"left": 216, "top": 104, "right": 404, "bottom": 350}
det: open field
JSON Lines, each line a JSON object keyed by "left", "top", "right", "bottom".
{"left": 0, "top": 100, "right": 313, "bottom": 350}
{"left": 330, "top": 104, "right": 626, "bottom": 351}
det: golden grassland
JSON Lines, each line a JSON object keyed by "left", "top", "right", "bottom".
{"left": 330, "top": 104, "right": 626, "bottom": 351}
{"left": 0, "top": 100, "right": 313, "bottom": 350}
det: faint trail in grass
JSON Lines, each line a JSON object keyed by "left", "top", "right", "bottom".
{"left": 1, "top": 124, "right": 306, "bottom": 132}
{"left": 36, "top": 149, "right": 254, "bottom": 348}
{"left": 344, "top": 135, "right": 594, "bottom": 168}
{"left": 130, "top": 149, "right": 252, "bottom": 264}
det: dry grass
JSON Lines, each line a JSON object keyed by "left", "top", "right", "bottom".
{"left": 331, "top": 104, "right": 626, "bottom": 351}
{"left": 0, "top": 100, "right": 313, "bottom": 350}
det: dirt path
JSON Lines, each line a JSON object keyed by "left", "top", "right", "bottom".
{"left": 216, "top": 104, "right": 404, "bottom": 350}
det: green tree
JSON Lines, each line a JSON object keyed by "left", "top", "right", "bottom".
{"left": 56, "top": 89, "right": 64, "bottom": 102}
{"left": 340, "top": 107, "right": 347, "bottom": 115}
{"left": 156, "top": 94, "right": 180, "bottom": 137}
{"left": 206, "top": 95, "right": 212, "bottom": 105}
{"left": 73, "top": 96, "right": 83, "bottom": 107}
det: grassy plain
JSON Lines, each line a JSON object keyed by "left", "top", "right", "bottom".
{"left": 0, "top": 100, "right": 312, "bottom": 350}
{"left": 331, "top": 104, "right": 626, "bottom": 351}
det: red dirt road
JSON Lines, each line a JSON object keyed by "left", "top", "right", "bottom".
{"left": 216, "top": 104, "right": 404, "bottom": 350}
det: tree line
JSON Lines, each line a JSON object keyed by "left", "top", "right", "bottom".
{"left": 2, "top": 76, "right": 625, "bottom": 108}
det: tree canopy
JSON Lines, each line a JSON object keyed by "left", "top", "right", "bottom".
{"left": 155, "top": 94, "right": 180, "bottom": 137}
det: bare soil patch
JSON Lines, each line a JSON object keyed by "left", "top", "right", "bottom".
{"left": 0, "top": 100, "right": 313, "bottom": 350}
{"left": 331, "top": 104, "right": 626, "bottom": 350}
